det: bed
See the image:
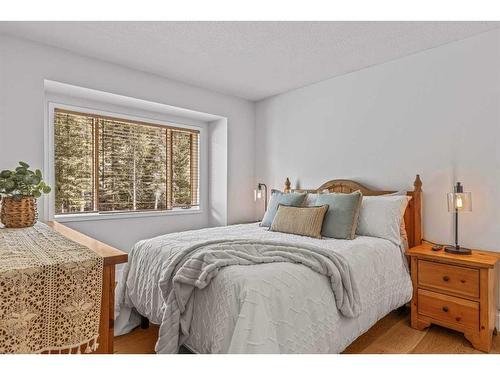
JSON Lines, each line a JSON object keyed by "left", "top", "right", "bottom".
{"left": 115, "top": 176, "right": 422, "bottom": 354}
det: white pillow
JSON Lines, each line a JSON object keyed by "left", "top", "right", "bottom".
{"left": 385, "top": 191, "right": 412, "bottom": 251}
{"left": 356, "top": 195, "right": 411, "bottom": 245}
{"left": 302, "top": 191, "right": 329, "bottom": 207}
{"left": 303, "top": 193, "right": 319, "bottom": 207}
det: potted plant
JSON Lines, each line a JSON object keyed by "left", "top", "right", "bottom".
{"left": 0, "top": 161, "right": 51, "bottom": 228}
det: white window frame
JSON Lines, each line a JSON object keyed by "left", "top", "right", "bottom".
{"left": 45, "top": 102, "right": 205, "bottom": 222}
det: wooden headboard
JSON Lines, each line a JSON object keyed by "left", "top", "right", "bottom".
{"left": 291, "top": 175, "right": 423, "bottom": 248}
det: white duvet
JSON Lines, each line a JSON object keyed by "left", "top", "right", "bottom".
{"left": 115, "top": 223, "right": 412, "bottom": 353}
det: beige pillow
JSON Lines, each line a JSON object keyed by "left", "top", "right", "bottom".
{"left": 270, "top": 204, "right": 328, "bottom": 239}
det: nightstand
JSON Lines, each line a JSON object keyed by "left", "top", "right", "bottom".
{"left": 406, "top": 243, "right": 499, "bottom": 352}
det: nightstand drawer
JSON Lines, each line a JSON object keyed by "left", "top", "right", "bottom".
{"left": 418, "top": 289, "right": 479, "bottom": 330}
{"left": 418, "top": 260, "right": 479, "bottom": 298}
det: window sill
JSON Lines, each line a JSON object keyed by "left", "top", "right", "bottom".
{"left": 53, "top": 207, "right": 203, "bottom": 222}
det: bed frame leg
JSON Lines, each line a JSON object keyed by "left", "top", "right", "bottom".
{"left": 140, "top": 316, "right": 149, "bottom": 329}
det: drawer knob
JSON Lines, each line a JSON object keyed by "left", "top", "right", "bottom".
{"left": 442, "top": 306, "right": 449, "bottom": 313}
{"left": 442, "top": 276, "right": 450, "bottom": 282}
{"left": 456, "top": 317, "right": 461, "bottom": 322}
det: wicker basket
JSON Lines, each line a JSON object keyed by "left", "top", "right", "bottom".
{"left": 0, "top": 196, "right": 38, "bottom": 228}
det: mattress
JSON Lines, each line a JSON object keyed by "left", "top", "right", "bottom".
{"left": 115, "top": 223, "right": 412, "bottom": 353}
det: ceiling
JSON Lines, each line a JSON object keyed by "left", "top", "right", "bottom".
{"left": 0, "top": 21, "right": 499, "bottom": 101}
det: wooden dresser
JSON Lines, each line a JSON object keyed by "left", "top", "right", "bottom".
{"left": 47, "top": 221, "right": 128, "bottom": 354}
{"left": 407, "top": 243, "right": 499, "bottom": 352}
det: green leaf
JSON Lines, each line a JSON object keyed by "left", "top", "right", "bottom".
{"left": 30, "top": 176, "right": 41, "bottom": 185}
{"left": 0, "top": 170, "right": 12, "bottom": 178}
{"left": 33, "top": 190, "right": 42, "bottom": 198}
{"left": 15, "top": 167, "right": 27, "bottom": 174}
{"left": 5, "top": 180, "right": 15, "bottom": 190}
{"left": 19, "top": 161, "right": 29, "bottom": 168}
{"left": 42, "top": 186, "right": 51, "bottom": 194}
{"left": 35, "top": 169, "right": 42, "bottom": 178}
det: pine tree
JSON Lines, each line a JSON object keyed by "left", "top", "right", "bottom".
{"left": 172, "top": 131, "right": 191, "bottom": 207}
{"left": 54, "top": 112, "right": 93, "bottom": 213}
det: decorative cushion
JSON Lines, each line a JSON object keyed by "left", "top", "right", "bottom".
{"left": 260, "top": 190, "right": 307, "bottom": 227}
{"left": 314, "top": 191, "right": 363, "bottom": 240}
{"left": 270, "top": 204, "right": 329, "bottom": 239}
{"left": 356, "top": 195, "right": 411, "bottom": 245}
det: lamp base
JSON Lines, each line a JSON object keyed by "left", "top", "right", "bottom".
{"left": 444, "top": 245, "right": 472, "bottom": 255}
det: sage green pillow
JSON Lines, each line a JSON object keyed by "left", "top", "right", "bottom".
{"left": 260, "top": 190, "right": 307, "bottom": 227}
{"left": 315, "top": 191, "right": 363, "bottom": 239}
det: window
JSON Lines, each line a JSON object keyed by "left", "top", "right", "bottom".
{"left": 54, "top": 108, "right": 200, "bottom": 215}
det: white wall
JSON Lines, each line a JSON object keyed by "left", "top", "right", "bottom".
{"left": 0, "top": 34, "right": 256, "bottom": 252}
{"left": 256, "top": 29, "right": 500, "bottom": 252}
{"left": 208, "top": 118, "right": 228, "bottom": 227}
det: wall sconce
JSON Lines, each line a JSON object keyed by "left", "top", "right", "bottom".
{"left": 445, "top": 182, "right": 472, "bottom": 255}
{"left": 254, "top": 183, "right": 268, "bottom": 211}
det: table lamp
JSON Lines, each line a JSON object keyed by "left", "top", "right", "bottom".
{"left": 254, "top": 183, "right": 268, "bottom": 211}
{"left": 445, "top": 182, "right": 472, "bottom": 255}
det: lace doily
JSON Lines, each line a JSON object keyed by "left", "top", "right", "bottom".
{"left": 0, "top": 222, "right": 103, "bottom": 353}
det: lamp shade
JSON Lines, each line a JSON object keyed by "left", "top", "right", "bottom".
{"left": 447, "top": 182, "right": 472, "bottom": 212}
{"left": 254, "top": 183, "right": 268, "bottom": 212}
{"left": 254, "top": 184, "right": 264, "bottom": 201}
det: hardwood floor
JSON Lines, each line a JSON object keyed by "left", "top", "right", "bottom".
{"left": 114, "top": 324, "right": 159, "bottom": 354}
{"left": 114, "top": 309, "right": 499, "bottom": 354}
